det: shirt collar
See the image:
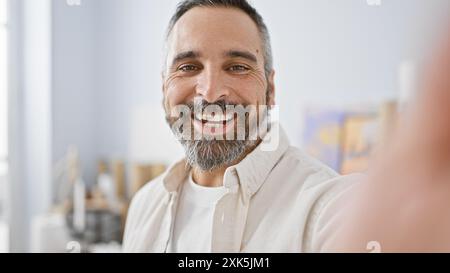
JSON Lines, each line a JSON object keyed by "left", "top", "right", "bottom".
{"left": 162, "top": 123, "right": 290, "bottom": 197}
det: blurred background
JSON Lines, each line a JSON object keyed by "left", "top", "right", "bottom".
{"left": 0, "top": 0, "right": 449, "bottom": 252}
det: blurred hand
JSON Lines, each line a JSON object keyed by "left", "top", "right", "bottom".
{"left": 325, "top": 25, "right": 450, "bottom": 252}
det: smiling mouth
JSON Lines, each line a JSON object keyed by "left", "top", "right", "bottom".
{"left": 192, "top": 111, "right": 236, "bottom": 135}
{"left": 194, "top": 111, "right": 234, "bottom": 124}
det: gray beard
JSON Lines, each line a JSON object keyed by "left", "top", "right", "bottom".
{"left": 166, "top": 96, "right": 270, "bottom": 172}
{"left": 179, "top": 138, "right": 257, "bottom": 172}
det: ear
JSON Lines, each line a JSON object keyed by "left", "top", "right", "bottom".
{"left": 266, "top": 69, "right": 276, "bottom": 106}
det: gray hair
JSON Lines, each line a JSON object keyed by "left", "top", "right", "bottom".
{"left": 165, "top": 0, "right": 273, "bottom": 78}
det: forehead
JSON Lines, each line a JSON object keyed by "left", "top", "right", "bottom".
{"left": 167, "top": 7, "right": 263, "bottom": 59}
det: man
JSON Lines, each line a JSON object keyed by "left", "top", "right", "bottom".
{"left": 123, "top": 0, "right": 359, "bottom": 253}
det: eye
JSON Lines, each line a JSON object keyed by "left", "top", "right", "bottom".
{"left": 227, "top": 65, "right": 250, "bottom": 73}
{"left": 178, "top": 64, "right": 200, "bottom": 72}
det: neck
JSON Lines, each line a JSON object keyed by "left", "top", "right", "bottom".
{"left": 192, "top": 166, "right": 227, "bottom": 188}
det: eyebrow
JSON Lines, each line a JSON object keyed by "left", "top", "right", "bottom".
{"left": 171, "top": 50, "right": 201, "bottom": 67}
{"left": 225, "top": 50, "right": 258, "bottom": 64}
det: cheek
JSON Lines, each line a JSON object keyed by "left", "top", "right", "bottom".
{"left": 226, "top": 75, "right": 267, "bottom": 104}
{"left": 165, "top": 78, "right": 196, "bottom": 108}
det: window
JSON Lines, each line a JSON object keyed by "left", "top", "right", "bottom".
{"left": 0, "top": 0, "right": 9, "bottom": 252}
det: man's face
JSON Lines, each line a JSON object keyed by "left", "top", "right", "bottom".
{"left": 163, "top": 7, "right": 275, "bottom": 171}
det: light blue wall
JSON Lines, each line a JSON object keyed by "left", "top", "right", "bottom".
{"left": 52, "top": 0, "right": 97, "bottom": 184}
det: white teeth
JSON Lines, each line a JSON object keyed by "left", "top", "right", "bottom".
{"left": 204, "top": 123, "right": 222, "bottom": 128}
{"left": 195, "top": 112, "right": 233, "bottom": 122}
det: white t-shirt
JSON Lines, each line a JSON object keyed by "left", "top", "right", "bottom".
{"left": 167, "top": 173, "right": 227, "bottom": 253}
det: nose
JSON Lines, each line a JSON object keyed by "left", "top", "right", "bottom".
{"left": 195, "top": 67, "right": 229, "bottom": 103}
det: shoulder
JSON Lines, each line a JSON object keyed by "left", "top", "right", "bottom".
{"left": 123, "top": 175, "right": 167, "bottom": 232}
{"left": 280, "top": 144, "right": 364, "bottom": 207}
{"left": 122, "top": 173, "right": 169, "bottom": 252}
{"left": 275, "top": 146, "right": 365, "bottom": 252}
{"left": 129, "top": 174, "right": 166, "bottom": 212}
{"left": 124, "top": 159, "right": 189, "bottom": 244}
{"left": 277, "top": 145, "right": 340, "bottom": 186}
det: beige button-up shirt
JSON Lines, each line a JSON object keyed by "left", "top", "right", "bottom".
{"left": 123, "top": 125, "right": 360, "bottom": 252}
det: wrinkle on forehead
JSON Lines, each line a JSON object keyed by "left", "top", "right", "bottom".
{"left": 165, "top": 7, "right": 265, "bottom": 70}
